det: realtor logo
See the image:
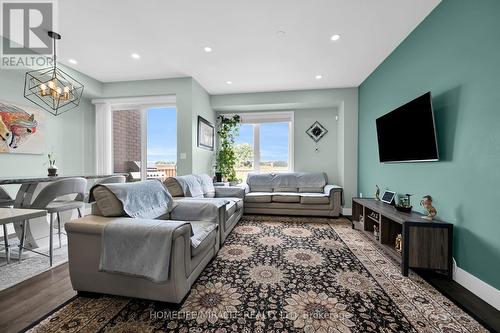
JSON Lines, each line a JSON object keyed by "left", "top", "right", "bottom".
{"left": 1, "top": 1, "right": 54, "bottom": 68}
{"left": 2, "top": 1, "right": 53, "bottom": 54}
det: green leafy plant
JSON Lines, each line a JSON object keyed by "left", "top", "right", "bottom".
{"left": 215, "top": 115, "right": 241, "bottom": 182}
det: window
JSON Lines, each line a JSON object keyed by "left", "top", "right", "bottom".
{"left": 234, "top": 124, "right": 254, "bottom": 182}
{"left": 232, "top": 112, "right": 293, "bottom": 182}
{"left": 112, "top": 106, "right": 177, "bottom": 181}
{"left": 146, "top": 107, "right": 177, "bottom": 181}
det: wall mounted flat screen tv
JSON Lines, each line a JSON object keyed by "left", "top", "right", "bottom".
{"left": 376, "top": 92, "right": 439, "bottom": 163}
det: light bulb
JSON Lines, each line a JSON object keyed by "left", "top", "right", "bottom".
{"left": 63, "top": 86, "right": 70, "bottom": 100}
{"left": 40, "top": 83, "right": 47, "bottom": 96}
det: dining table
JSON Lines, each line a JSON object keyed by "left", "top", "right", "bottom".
{"left": 0, "top": 174, "right": 125, "bottom": 251}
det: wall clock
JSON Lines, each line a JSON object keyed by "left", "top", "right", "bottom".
{"left": 306, "top": 121, "right": 328, "bottom": 142}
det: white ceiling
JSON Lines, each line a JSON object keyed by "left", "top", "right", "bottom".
{"left": 55, "top": 0, "right": 440, "bottom": 94}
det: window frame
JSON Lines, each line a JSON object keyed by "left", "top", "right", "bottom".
{"left": 224, "top": 111, "right": 294, "bottom": 173}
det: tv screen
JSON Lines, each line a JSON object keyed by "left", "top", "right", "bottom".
{"left": 376, "top": 92, "right": 439, "bottom": 163}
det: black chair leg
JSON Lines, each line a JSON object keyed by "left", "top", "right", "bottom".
{"left": 57, "top": 212, "right": 63, "bottom": 248}
{"left": 3, "top": 224, "right": 10, "bottom": 264}
{"left": 18, "top": 220, "right": 27, "bottom": 262}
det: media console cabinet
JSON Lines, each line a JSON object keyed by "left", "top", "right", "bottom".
{"left": 352, "top": 198, "right": 453, "bottom": 279}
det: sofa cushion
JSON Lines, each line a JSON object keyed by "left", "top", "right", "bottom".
{"left": 271, "top": 173, "right": 298, "bottom": 191}
{"left": 273, "top": 187, "right": 298, "bottom": 192}
{"left": 298, "top": 187, "right": 324, "bottom": 193}
{"left": 190, "top": 221, "right": 218, "bottom": 257}
{"left": 195, "top": 174, "right": 216, "bottom": 198}
{"left": 175, "top": 175, "right": 205, "bottom": 198}
{"left": 272, "top": 193, "right": 301, "bottom": 203}
{"left": 300, "top": 194, "right": 330, "bottom": 205}
{"left": 247, "top": 173, "right": 274, "bottom": 192}
{"left": 245, "top": 192, "right": 272, "bottom": 203}
{"left": 164, "top": 177, "right": 184, "bottom": 197}
{"left": 92, "top": 186, "right": 126, "bottom": 217}
{"left": 297, "top": 172, "right": 327, "bottom": 193}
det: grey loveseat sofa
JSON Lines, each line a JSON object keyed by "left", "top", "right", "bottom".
{"left": 164, "top": 174, "right": 244, "bottom": 243}
{"left": 244, "top": 172, "right": 342, "bottom": 217}
{"left": 65, "top": 182, "right": 223, "bottom": 304}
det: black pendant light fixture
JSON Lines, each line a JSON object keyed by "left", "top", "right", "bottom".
{"left": 24, "top": 31, "right": 84, "bottom": 116}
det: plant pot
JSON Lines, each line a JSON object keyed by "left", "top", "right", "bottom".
{"left": 215, "top": 172, "right": 222, "bottom": 182}
{"left": 395, "top": 205, "right": 412, "bottom": 213}
{"left": 47, "top": 167, "right": 58, "bottom": 177}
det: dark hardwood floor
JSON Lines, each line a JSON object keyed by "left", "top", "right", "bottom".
{"left": 416, "top": 270, "right": 500, "bottom": 333}
{"left": 0, "top": 263, "right": 76, "bottom": 333}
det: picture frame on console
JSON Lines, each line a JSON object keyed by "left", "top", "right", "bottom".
{"left": 381, "top": 190, "right": 396, "bottom": 205}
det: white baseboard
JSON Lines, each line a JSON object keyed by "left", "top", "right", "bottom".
{"left": 454, "top": 265, "right": 500, "bottom": 311}
{"left": 341, "top": 208, "right": 352, "bottom": 216}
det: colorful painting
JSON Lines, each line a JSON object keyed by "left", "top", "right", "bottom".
{"left": 0, "top": 100, "right": 45, "bottom": 154}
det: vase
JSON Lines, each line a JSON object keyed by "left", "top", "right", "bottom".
{"left": 47, "top": 166, "right": 58, "bottom": 176}
{"left": 215, "top": 172, "right": 222, "bottom": 182}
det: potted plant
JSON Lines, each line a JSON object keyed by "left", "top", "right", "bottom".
{"left": 46, "top": 153, "right": 58, "bottom": 176}
{"left": 215, "top": 115, "right": 240, "bottom": 184}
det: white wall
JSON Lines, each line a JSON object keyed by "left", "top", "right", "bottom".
{"left": 294, "top": 108, "right": 338, "bottom": 183}
{"left": 211, "top": 88, "right": 358, "bottom": 207}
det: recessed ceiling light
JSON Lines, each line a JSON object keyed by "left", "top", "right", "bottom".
{"left": 131, "top": 53, "right": 141, "bottom": 59}
{"left": 330, "top": 34, "right": 341, "bottom": 41}
{"left": 68, "top": 59, "right": 78, "bottom": 65}
{"left": 315, "top": 75, "right": 323, "bottom": 80}
{"left": 226, "top": 81, "right": 233, "bottom": 85}
{"left": 204, "top": 46, "right": 212, "bottom": 53}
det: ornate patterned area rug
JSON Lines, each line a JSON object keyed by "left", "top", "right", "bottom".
{"left": 27, "top": 215, "right": 487, "bottom": 333}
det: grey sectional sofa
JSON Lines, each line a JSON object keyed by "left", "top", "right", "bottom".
{"left": 164, "top": 174, "right": 244, "bottom": 244}
{"left": 243, "top": 172, "right": 342, "bottom": 217}
{"left": 66, "top": 196, "right": 221, "bottom": 303}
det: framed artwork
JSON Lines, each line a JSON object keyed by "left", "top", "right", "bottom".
{"left": 197, "top": 116, "right": 214, "bottom": 150}
{"left": 0, "top": 100, "right": 45, "bottom": 154}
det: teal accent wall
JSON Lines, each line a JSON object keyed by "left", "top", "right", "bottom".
{"left": 358, "top": 0, "right": 500, "bottom": 289}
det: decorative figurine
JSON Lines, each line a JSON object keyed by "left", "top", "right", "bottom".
{"left": 395, "top": 234, "right": 402, "bottom": 253}
{"left": 373, "top": 225, "right": 379, "bottom": 240}
{"left": 420, "top": 195, "right": 437, "bottom": 220}
{"left": 375, "top": 185, "right": 380, "bottom": 201}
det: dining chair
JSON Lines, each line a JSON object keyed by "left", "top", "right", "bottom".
{"left": 21, "top": 178, "right": 87, "bottom": 266}
{"left": 0, "top": 186, "right": 14, "bottom": 207}
{"left": 0, "top": 186, "right": 15, "bottom": 263}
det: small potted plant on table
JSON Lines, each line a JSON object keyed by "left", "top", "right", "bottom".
{"left": 46, "top": 153, "right": 58, "bottom": 176}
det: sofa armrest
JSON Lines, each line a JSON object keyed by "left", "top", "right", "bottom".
{"left": 324, "top": 184, "right": 344, "bottom": 207}
{"left": 215, "top": 186, "right": 245, "bottom": 199}
{"left": 324, "top": 184, "right": 342, "bottom": 195}
{"left": 169, "top": 199, "right": 226, "bottom": 224}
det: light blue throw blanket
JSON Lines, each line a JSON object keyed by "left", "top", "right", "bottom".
{"left": 175, "top": 175, "right": 205, "bottom": 198}
{"left": 91, "top": 179, "right": 173, "bottom": 219}
{"left": 100, "top": 218, "right": 191, "bottom": 282}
